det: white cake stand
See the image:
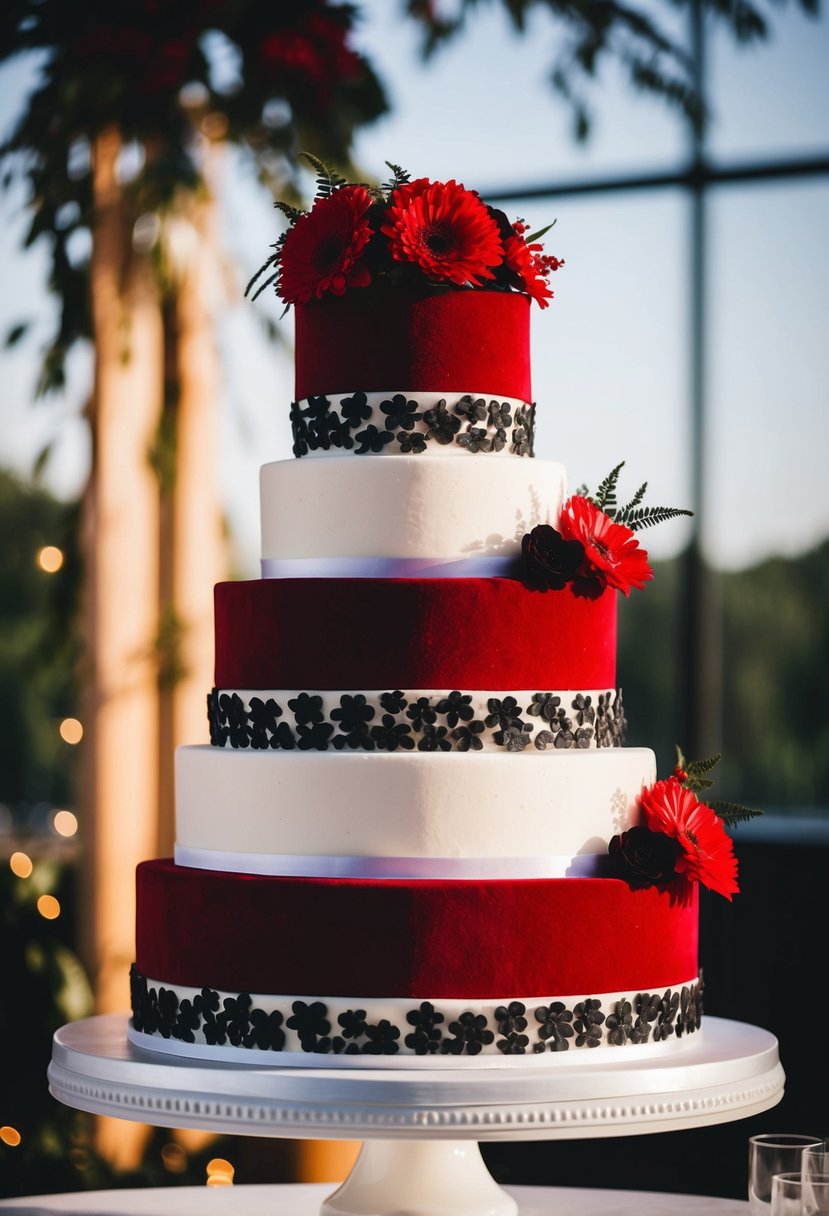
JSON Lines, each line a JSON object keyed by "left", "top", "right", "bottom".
{"left": 49, "top": 1014, "right": 783, "bottom": 1216}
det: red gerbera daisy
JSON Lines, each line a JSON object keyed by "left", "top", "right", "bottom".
{"left": 503, "top": 221, "right": 563, "bottom": 308}
{"left": 279, "top": 185, "right": 373, "bottom": 305}
{"left": 640, "top": 777, "right": 740, "bottom": 900}
{"left": 380, "top": 178, "right": 503, "bottom": 286}
{"left": 558, "top": 495, "right": 653, "bottom": 595}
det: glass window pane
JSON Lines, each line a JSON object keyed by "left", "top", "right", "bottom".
{"left": 708, "top": 9, "right": 829, "bottom": 161}
{"left": 352, "top": 6, "right": 686, "bottom": 184}
{"left": 706, "top": 181, "right": 829, "bottom": 566}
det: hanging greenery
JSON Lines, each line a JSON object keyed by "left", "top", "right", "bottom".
{"left": 0, "top": 0, "right": 389, "bottom": 392}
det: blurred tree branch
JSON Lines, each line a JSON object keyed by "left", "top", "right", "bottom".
{"left": 404, "top": 0, "right": 819, "bottom": 139}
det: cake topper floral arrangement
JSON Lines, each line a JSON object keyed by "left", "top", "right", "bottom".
{"left": 247, "top": 154, "right": 564, "bottom": 308}
{"left": 522, "top": 461, "right": 693, "bottom": 597}
{"left": 610, "top": 749, "right": 762, "bottom": 901}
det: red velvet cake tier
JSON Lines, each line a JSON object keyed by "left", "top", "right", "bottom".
{"left": 214, "top": 578, "right": 616, "bottom": 690}
{"left": 136, "top": 859, "right": 697, "bottom": 1000}
{"left": 294, "top": 289, "right": 531, "bottom": 400}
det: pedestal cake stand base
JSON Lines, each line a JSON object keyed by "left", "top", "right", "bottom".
{"left": 49, "top": 1014, "right": 783, "bottom": 1216}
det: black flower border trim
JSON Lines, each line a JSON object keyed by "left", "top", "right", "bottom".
{"left": 207, "top": 689, "right": 626, "bottom": 752}
{"left": 290, "top": 393, "right": 535, "bottom": 458}
{"left": 130, "top": 965, "right": 702, "bottom": 1056}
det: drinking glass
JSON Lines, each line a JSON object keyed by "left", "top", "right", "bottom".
{"left": 771, "top": 1172, "right": 805, "bottom": 1216}
{"left": 803, "top": 1171, "right": 829, "bottom": 1215}
{"left": 749, "top": 1135, "right": 824, "bottom": 1214}
{"left": 804, "top": 1146, "right": 829, "bottom": 1184}
{"left": 771, "top": 1171, "right": 829, "bottom": 1216}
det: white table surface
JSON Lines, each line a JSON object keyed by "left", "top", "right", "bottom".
{"left": 0, "top": 1183, "right": 751, "bottom": 1214}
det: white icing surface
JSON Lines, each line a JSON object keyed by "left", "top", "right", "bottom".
{"left": 131, "top": 975, "right": 702, "bottom": 1067}
{"left": 175, "top": 746, "right": 655, "bottom": 863}
{"left": 260, "top": 454, "right": 566, "bottom": 563}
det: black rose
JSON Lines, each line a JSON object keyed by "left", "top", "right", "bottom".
{"left": 609, "top": 827, "right": 681, "bottom": 889}
{"left": 521, "top": 524, "right": 585, "bottom": 591}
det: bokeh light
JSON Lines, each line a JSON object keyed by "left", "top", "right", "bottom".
{"left": 36, "top": 545, "right": 64, "bottom": 573}
{"left": 161, "top": 1142, "right": 188, "bottom": 1174}
{"left": 37, "top": 894, "right": 61, "bottom": 920}
{"left": 10, "top": 852, "right": 33, "bottom": 878}
{"left": 206, "top": 1157, "right": 234, "bottom": 1186}
{"left": 0, "top": 1126, "right": 22, "bottom": 1147}
{"left": 53, "top": 809, "right": 78, "bottom": 837}
{"left": 59, "top": 718, "right": 83, "bottom": 745}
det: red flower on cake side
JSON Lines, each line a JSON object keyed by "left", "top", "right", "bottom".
{"left": 380, "top": 177, "right": 504, "bottom": 287}
{"left": 558, "top": 495, "right": 653, "bottom": 596}
{"left": 520, "top": 463, "right": 689, "bottom": 596}
{"left": 640, "top": 777, "right": 740, "bottom": 900}
{"left": 279, "top": 184, "right": 374, "bottom": 305}
{"left": 503, "top": 220, "right": 564, "bottom": 309}
{"left": 610, "top": 749, "right": 758, "bottom": 900}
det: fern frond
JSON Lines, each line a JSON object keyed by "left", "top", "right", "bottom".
{"left": 244, "top": 257, "right": 278, "bottom": 299}
{"left": 623, "top": 505, "right": 694, "bottom": 532}
{"left": 383, "top": 161, "right": 411, "bottom": 196}
{"left": 274, "top": 200, "right": 306, "bottom": 224}
{"left": 711, "top": 800, "right": 763, "bottom": 826}
{"left": 246, "top": 268, "right": 280, "bottom": 302}
{"left": 615, "top": 481, "right": 648, "bottom": 523}
{"left": 300, "top": 151, "right": 347, "bottom": 199}
{"left": 686, "top": 753, "right": 722, "bottom": 779}
{"left": 685, "top": 776, "right": 715, "bottom": 793}
{"left": 593, "top": 461, "right": 625, "bottom": 515}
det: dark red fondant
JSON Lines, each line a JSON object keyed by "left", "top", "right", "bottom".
{"left": 294, "top": 289, "right": 531, "bottom": 400}
{"left": 136, "top": 859, "right": 698, "bottom": 999}
{"left": 214, "top": 578, "right": 616, "bottom": 690}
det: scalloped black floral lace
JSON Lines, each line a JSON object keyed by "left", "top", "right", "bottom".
{"left": 290, "top": 393, "right": 535, "bottom": 458}
{"left": 207, "top": 689, "right": 626, "bottom": 752}
{"left": 129, "top": 965, "right": 702, "bottom": 1055}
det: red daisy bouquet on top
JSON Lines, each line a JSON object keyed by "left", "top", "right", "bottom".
{"left": 247, "top": 155, "right": 564, "bottom": 307}
{"left": 521, "top": 461, "right": 692, "bottom": 597}
{"left": 609, "top": 749, "right": 761, "bottom": 900}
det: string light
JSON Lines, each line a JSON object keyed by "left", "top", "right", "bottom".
{"left": 37, "top": 894, "right": 61, "bottom": 920}
{"left": 0, "top": 1126, "right": 21, "bottom": 1147}
{"left": 59, "top": 718, "right": 83, "bottom": 745}
{"left": 37, "top": 546, "right": 64, "bottom": 573}
{"left": 10, "top": 852, "right": 33, "bottom": 879}
{"left": 53, "top": 810, "right": 78, "bottom": 837}
{"left": 206, "top": 1158, "right": 234, "bottom": 1187}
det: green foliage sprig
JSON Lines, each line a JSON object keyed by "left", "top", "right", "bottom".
{"left": 675, "top": 746, "right": 762, "bottom": 827}
{"left": 382, "top": 161, "right": 411, "bottom": 197}
{"left": 579, "top": 461, "right": 693, "bottom": 532}
{"left": 301, "top": 151, "right": 348, "bottom": 200}
{"left": 0, "top": 0, "right": 389, "bottom": 398}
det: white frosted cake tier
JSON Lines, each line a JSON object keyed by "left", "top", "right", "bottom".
{"left": 260, "top": 454, "right": 566, "bottom": 575}
{"left": 174, "top": 745, "right": 656, "bottom": 873}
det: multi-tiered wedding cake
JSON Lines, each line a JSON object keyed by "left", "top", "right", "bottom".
{"left": 130, "top": 168, "right": 738, "bottom": 1067}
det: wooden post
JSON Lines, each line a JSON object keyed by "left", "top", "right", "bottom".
{"left": 81, "top": 125, "right": 163, "bottom": 1167}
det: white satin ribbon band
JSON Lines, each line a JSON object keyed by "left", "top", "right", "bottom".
{"left": 173, "top": 844, "right": 604, "bottom": 880}
{"left": 260, "top": 555, "right": 520, "bottom": 579}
